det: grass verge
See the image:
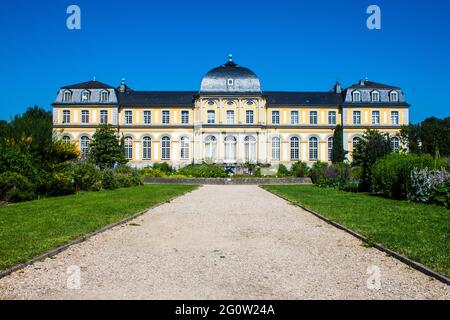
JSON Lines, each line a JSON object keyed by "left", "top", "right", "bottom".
{"left": 262, "top": 185, "right": 450, "bottom": 277}
{"left": 0, "top": 184, "right": 197, "bottom": 271}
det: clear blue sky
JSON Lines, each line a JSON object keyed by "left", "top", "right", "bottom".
{"left": 1, "top": 0, "right": 449, "bottom": 123}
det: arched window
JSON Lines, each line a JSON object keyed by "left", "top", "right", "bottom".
{"left": 244, "top": 136, "right": 256, "bottom": 163}
{"left": 124, "top": 137, "right": 133, "bottom": 160}
{"left": 205, "top": 136, "right": 217, "bottom": 162}
{"left": 224, "top": 136, "right": 237, "bottom": 162}
{"left": 100, "top": 90, "right": 109, "bottom": 102}
{"left": 371, "top": 91, "right": 380, "bottom": 102}
{"left": 142, "top": 137, "right": 152, "bottom": 160}
{"left": 353, "top": 137, "right": 361, "bottom": 150}
{"left": 63, "top": 91, "right": 72, "bottom": 102}
{"left": 309, "top": 137, "right": 319, "bottom": 161}
{"left": 62, "top": 136, "right": 71, "bottom": 143}
{"left": 290, "top": 137, "right": 300, "bottom": 161}
{"left": 390, "top": 91, "right": 399, "bottom": 102}
{"left": 180, "top": 137, "right": 189, "bottom": 160}
{"left": 328, "top": 137, "right": 334, "bottom": 162}
{"left": 81, "top": 90, "right": 90, "bottom": 102}
{"left": 352, "top": 91, "right": 361, "bottom": 102}
{"left": 391, "top": 137, "right": 400, "bottom": 153}
{"left": 271, "top": 137, "right": 281, "bottom": 161}
{"left": 161, "top": 136, "right": 171, "bottom": 160}
{"left": 80, "top": 136, "right": 90, "bottom": 159}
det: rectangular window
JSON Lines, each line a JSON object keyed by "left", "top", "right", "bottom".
{"left": 246, "top": 110, "right": 254, "bottom": 124}
{"left": 207, "top": 110, "right": 215, "bottom": 124}
{"left": 181, "top": 110, "right": 189, "bottom": 124}
{"left": 143, "top": 111, "right": 151, "bottom": 125}
{"left": 391, "top": 111, "right": 399, "bottom": 125}
{"left": 124, "top": 110, "right": 133, "bottom": 124}
{"left": 309, "top": 111, "right": 318, "bottom": 125}
{"left": 81, "top": 110, "right": 89, "bottom": 124}
{"left": 100, "top": 110, "right": 108, "bottom": 124}
{"left": 162, "top": 110, "right": 170, "bottom": 124}
{"left": 226, "top": 110, "right": 235, "bottom": 124}
{"left": 272, "top": 111, "right": 280, "bottom": 125}
{"left": 291, "top": 111, "right": 299, "bottom": 125}
{"left": 372, "top": 111, "right": 380, "bottom": 125}
{"left": 62, "top": 110, "right": 70, "bottom": 124}
{"left": 353, "top": 111, "right": 361, "bottom": 125}
{"left": 328, "top": 111, "right": 337, "bottom": 125}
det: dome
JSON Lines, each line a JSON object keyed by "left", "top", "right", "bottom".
{"left": 200, "top": 55, "right": 261, "bottom": 94}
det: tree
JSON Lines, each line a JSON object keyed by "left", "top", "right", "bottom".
{"left": 352, "top": 129, "right": 392, "bottom": 191}
{"left": 332, "top": 124, "right": 347, "bottom": 163}
{"left": 400, "top": 116, "right": 450, "bottom": 157}
{"left": 88, "top": 125, "right": 128, "bottom": 169}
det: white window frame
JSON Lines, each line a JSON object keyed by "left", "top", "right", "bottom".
{"left": 291, "top": 110, "right": 299, "bottom": 125}
{"left": 272, "top": 111, "right": 280, "bottom": 125}
{"left": 81, "top": 110, "right": 89, "bottom": 124}
{"left": 271, "top": 137, "right": 281, "bottom": 161}
{"left": 142, "top": 137, "right": 152, "bottom": 160}
{"left": 372, "top": 110, "right": 381, "bottom": 125}
{"left": 391, "top": 111, "right": 399, "bottom": 125}
{"left": 226, "top": 110, "right": 235, "bottom": 124}
{"left": 62, "top": 136, "right": 71, "bottom": 143}
{"left": 352, "top": 91, "right": 361, "bottom": 102}
{"left": 161, "top": 136, "right": 171, "bottom": 160}
{"left": 63, "top": 91, "right": 72, "bottom": 102}
{"left": 181, "top": 110, "right": 189, "bottom": 124}
{"left": 390, "top": 91, "right": 399, "bottom": 102}
{"left": 124, "top": 110, "right": 133, "bottom": 124}
{"left": 290, "top": 137, "right": 300, "bottom": 161}
{"left": 224, "top": 136, "right": 237, "bottom": 162}
{"left": 162, "top": 110, "right": 170, "bottom": 124}
{"left": 62, "top": 110, "right": 71, "bottom": 124}
{"left": 391, "top": 136, "right": 400, "bottom": 153}
{"left": 371, "top": 91, "right": 380, "bottom": 102}
{"left": 100, "top": 90, "right": 109, "bottom": 102}
{"left": 353, "top": 111, "right": 361, "bottom": 125}
{"left": 124, "top": 137, "right": 133, "bottom": 160}
{"left": 246, "top": 110, "right": 254, "bottom": 124}
{"left": 143, "top": 110, "right": 151, "bottom": 125}
{"left": 80, "top": 136, "right": 90, "bottom": 159}
{"left": 309, "top": 111, "right": 318, "bottom": 125}
{"left": 328, "top": 137, "right": 333, "bottom": 161}
{"left": 328, "top": 111, "right": 337, "bottom": 125}
{"left": 207, "top": 110, "right": 216, "bottom": 124}
{"left": 309, "top": 137, "right": 319, "bottom": 161}
{"left": 100, "top": 110, "right": 108, "bottom": 124}
{"left": 180, "top": 137, "right": 189, "bottom": 160}
{"left": 244, "top": 136, "right": 256, "bottom": 163}
{"left": 205, "top": 136, "right": 217, "bottom": 162}
{"left": 81, "top": 90, "right": 90, "bottom": 102}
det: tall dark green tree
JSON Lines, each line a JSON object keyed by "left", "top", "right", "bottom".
{"left": 88, "top": 125, "right": 128, "bottom": 169}
{"left": 352, "top": 129, "right": 392, "bottom": 191}
{"left": 332, "top": 124, "right": 347, "bottom": 163}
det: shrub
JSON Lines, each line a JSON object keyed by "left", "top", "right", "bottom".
{"left": 277, "top": 164, "right": 289, "bottom": 177}
{"left": 371, "top": 153, "right": 448, "bottom": 199}
{"left": 432, "top": 179, "right": 450, "bottom": 208}
{"left": 408, "top": 168, "right": 450, "bottom": 204}
{"left": 339, "top": 181, "right": 360, "bottom": 193}
{"left": 70, "top": 163, "right": 103, "bottom": 192}
{"left": 177, "top": 163, "right": 227, "bottom": 178}
{"left": 140, "top": 167, "right": 166, "bottom": 178}
{"left": 0, "top": 172, "right": 36, "bottom": 202}
{"left": 309, "top": 162, "right": 329, "bottom": 184}
{"left": 152, "top": 162, "right": 173, "bottom": 174}
{"left": 290, "top": 161, "right": 309, "bottom": 177}
{"left": 100, "top": 169, "right": 120, "bottom": 190}
{"left": 113, "top": 165, "right": 143, "bottom": 188}
{"left": 47, "top": 170, "right": 74, "bottom": 196}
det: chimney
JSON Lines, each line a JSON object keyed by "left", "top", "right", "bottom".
{"left": 119, "top": 78, "right": 126, "bottom": 93}
{"left": 334, "top": 82, "right": 342, "bottom": 93}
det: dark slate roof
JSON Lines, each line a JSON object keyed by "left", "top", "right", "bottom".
{"left": 265, "top": 92, "right": 343, "bottom": 106}
{"left": 118, "top": 91, "right": 196, "bottom": 107}
{"left": 62, "top": 81, "right": 114, "bottom": 89}
{"left": 348, "top": 81, "right": 400, "bottom": 90}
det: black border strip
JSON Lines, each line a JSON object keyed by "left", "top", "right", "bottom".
{"left": 264, "top": 188, "right": 450, "bottom": 286}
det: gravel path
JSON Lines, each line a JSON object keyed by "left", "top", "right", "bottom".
{"left": 0, "top": 185, "right": 448, "bottom": 300}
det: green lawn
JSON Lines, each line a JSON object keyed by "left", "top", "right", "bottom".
{"left": 0, "top": 184, "right": 197, "bottom": 271}
{"left": 262, "top": 185, "right": 450, "bottom": 277}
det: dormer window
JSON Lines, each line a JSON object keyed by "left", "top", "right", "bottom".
{"left": 100, "top": 90, "right": 109, "bottom": 102}
{"left": 352, "top": 91, "right": 361, "bottom": 102}
{"left": 371, "top": 91, "right": 380, "bottom": 102}
{"left": 227, "top": 79, "right": 234, "bottom": 86}
{"left": 63, "top": 91, "right": 72, "bottom": 102}
{"left": 390, "top": 91, "right": 399, "bottom": 102}
{"left": 81, "top": 90, "right": 90, "bottom": 102}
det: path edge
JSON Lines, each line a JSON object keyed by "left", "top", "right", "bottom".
{"left": 0, "top": 186, "right": 199, "bottom": 280}
{"left": 262, "top": 187, "right": 450, "bottom": 286}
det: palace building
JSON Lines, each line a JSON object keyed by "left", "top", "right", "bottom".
{"left": 52, "top": 55, "right": 410, "bottom": 169}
